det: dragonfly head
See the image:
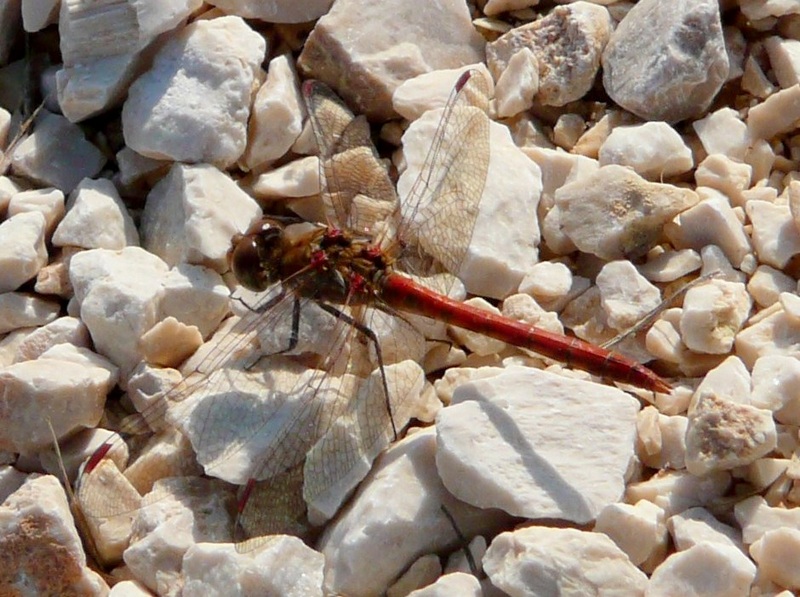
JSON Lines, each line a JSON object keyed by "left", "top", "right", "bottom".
{"left": 228, "top": 218, "right": 285, "bottom": 292}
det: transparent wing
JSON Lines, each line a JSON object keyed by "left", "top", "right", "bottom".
{"left": 303, "top": 80, "right": 399, "bottom": 236}
{"left": 393, "top": 69, "right": 492, "bottom": 289}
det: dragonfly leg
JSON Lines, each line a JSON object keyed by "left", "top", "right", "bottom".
{"left": 316, "top": 302, "right": 398, "bottom": 440}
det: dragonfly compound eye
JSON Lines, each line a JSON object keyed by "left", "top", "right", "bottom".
{"left": 229, "top": 220, "right": 284, "bottom": 292}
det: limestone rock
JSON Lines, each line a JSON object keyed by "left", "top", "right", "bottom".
{"left": 602, "top": 0, "right": 728, "bottom": 122}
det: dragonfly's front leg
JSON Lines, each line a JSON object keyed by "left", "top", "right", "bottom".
{"left": 316, "top": 302, "right": 398, "bottom": 440}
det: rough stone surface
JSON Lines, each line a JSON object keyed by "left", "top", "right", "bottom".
{"left": 686, "top": 390, "right": 776, "bottom": 476}
{"left": 318, "top": 428, "right": 509, "bottom": 597}
{"left": 483, "top": 526, "right": 648, "bottom": 596}
{"left": 0, "top": 291, "right": 60, "bottom": 335}
{"left": 52, "top": 178, "right": 140, "bottom": 250}
{"left": 598, "top": 122, "right": 694, "bottom": 180}
{"left": 679, "top": 279, "right": 752, "bottom": 354}
{"left": 487, "top": 2, "right": 612, "bottom": 107}
{"left": 648, "top": 542, "right": 755, "bottom": 596}
{"left": 0, "top": 474, "right": 109, "bottom": 596}
{"left": 181, "top": 536, "right": 325, "bottom": 596}
{"left": 555, "top": 164, "right": 699, "bottom": 260}
{"left": 122, "top": 16, "right": 266, "bottom": 167}
{"left": 602, "top": 0, "right": 728, "bottom": 122}
{"left": 243, "top": 53, "right": 305, "bottom": 170}
{"left": 595, "top": 500, "right": 668, "bottom": 569}
{"left": 436, "top": 367, "right": 640, "bottom": 522}
{"left": 10, "top": 111, "right": 106, "bottom": 193}
{"left": 665, "top": 189, "right": 752, "bottom": 268}
{"left": 297, "top": 0, "right": 485, "bottom": 120}
{"left": 0, "top": 345, "right": 116, "bottom": 452}
{"left": 57, "top": 0, "right": 203, "bottom": 122}
{"left": 140, "top": 163, "right": 261, "bottom": 272}
{"left": 0, "top": 211, "right": 48, "bottom": 293}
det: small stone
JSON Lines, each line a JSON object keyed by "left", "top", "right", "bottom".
{"left": 595, "top": 500, "right": 668, "bottom": 569}
{"left": 392, "top": 66, "right": 492, "bottom": 122}
{"left": 487, "top": 2, "right": 611, "bottom": 107}
{"left": 556, "top": 164, "right": 699, "bottom": 260}
{"left": 319, "top": 428, "right": 509, "bottom": 596}
{"left": 22, "top": 0, "right": 58, "bottom": 32}
{"left": 13, "top": 315, "right": 91, "bottom": 362}
{"left": 748, "top": 265, "right": 796, "bottom": 308}
{"left": 68, "top": 247, "right": 168, "bottom": 376}
{"left": 749, "top": 528, "right": 800, "bottom": 590}
{"left": 139, "top": 316, "right": 203, "bottom": 368}
{"left": 736, "top": 495, "right": 800, "bottom": 545}
{"left": 665, "top": 189, "right": 752, "bottom": 269}
{"left": 746, "top": 199, "right": 800, "bottom": 268}
{"left": 742, "top": 55, "right": 776, "bottom": 99}
{"left": 56, "top": 0, "right": 203, "bottom": 122}
{"left": 181, "top": 536, "right": 325, "bottom": 596}
{"left": 436, "top": 367, "right": 640, "bottom": 523}
{"left": 595, "top": 260, "right": 661, "bottom": 331}
{"left": 517, "top": 260, "right": 580, "bottom": 312}
{"left": 494, "top": 48, "right": 538, "bottom": 118}
{"left": 242, "top": 53, "right": 305, "bottom": 170}
{"left": 751, "top": 355, "right": 800, "bottom": 425}
{"left": 692, "top": 108, "right": 750, "bottom": 161}
{"left": 406, "top": 572, "right": 481, "bottom": 597}
{"left": 668, "top": 507, "right": 743, "bottom": 552}
{"left": 679, "top": 279, "right": 752, "bottom": 354}
{"left": 685, "top": 390, "right": 776, "bottom": 476}
{"left": 764, "top": 36, "right": 800, "bottom": 88}
{"left": 0, "top": 347, "right": 115, "bottom": 452}
{"left": 115, "top": 147, "right": 170, "bottom": 189}
{"left": 206, "top": 0, "right": 334, "bottom": 23}
{"left": 6, "top": 187, "right": 65, "bottom": 233}
{"left": 483, "top": 526, "right": 648, "bottom": 596}
{"left": 636, "top": 406, "right": 688, "bottom": 470}
{"left": 602, "top": 0, "right": 728, "bottom": 122}
{"left": 76, "top": 457, "right": 142, "bottom": 565}
{"left": 0, "top": 211, "right": 48, "bottom": 293}
{"left": 626, "top": 470, "right": 731, "bottom": 516}
{"left": 747, "top": 84, "right": 800, "bottom": 141}
{"left": 0, "top": 475, "right": 109, "bottom": 595}
{"left": 694, "top": 155, "right": 752, "bottom": 208}
{"left": 736, "top": 304, "right": 800, "bottom": 368}
{"left": 0, "top": 291, "right": 60, "bottom": 335}
{"left": 639, "top": 249, "right": 702, "bottom": 283}
{"left": 124, "top": 478, "right": 236, "bottom": 596}
{"left": 140, "top": 163, "right": 262, "bottom": 272}
{"left": 647, "top": 542, "right": 755, "bottom": 597}
{"left": 740, "top": 0, "right": 800, "bottom": 19}
{"left": 10, "top": 111, "right": 106, "bottom": 193}
{"left": 52, "top": 178, "right": 140, "bottom": 250}
{"left": 122, "top": 16, "right": 266, "bottom": 167}
{"left": 297, "top": 0, "right": 485, "bottom": 121}
{"left": 251, "top": 155, "right": 321, "bottom": 199}
{"left": 598, "top": 122, "right": 694, "bottom": 180}
{"left": 552, "top": 113, "right": 585, "bottom": 150}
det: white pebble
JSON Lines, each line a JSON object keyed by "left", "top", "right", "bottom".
{"left": 746, "top": 199, "right": 800, "bottom": 268}
{"left": 647, "top": 542, "right": 755, "bottom": 597}
{"left": 598, "top": 122, "right": 694, "bottom": 180}
{"left": 668, "top": 507, "right": 743, "bottom": 552}
{"left": 595, "top": 500, "right": 668, "bottom": 568}
{"left": 0, "top": 212, "right": 48, "bottom": 293}
{"left": 53, "top": 178, "right": 139, "bottom": 250}
{"left": 483, "top": 526, "right": 647, "bottom": 596}
{"left": 122, "top": 16, "right": 266, "bottom": 167}
{"left": 692, "top": 108, "right": 750, "bottom": 161}
{"left": 749, "top": 528, "right": 800, "bottom": 590}
{"left": 679, "top": 279, "right": 752, "bottom": 354}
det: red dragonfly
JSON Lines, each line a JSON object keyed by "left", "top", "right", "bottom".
{"left": 77, "top": 69, "right": 670, "bottom": 552}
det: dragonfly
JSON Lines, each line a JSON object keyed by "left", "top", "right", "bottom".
{"left": 76, "top": 69, "right": 670, "bottom": 556}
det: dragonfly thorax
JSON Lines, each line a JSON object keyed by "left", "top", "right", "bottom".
{"left": 229, "top": 217, "right": 392, "bottom": 300}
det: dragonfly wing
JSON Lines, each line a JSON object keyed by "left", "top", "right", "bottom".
{"left": 394, "top": 69, "right": 492, "bottom": 288}
{"left": 303, "top": 79, "right": 399, "bottom": 235}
